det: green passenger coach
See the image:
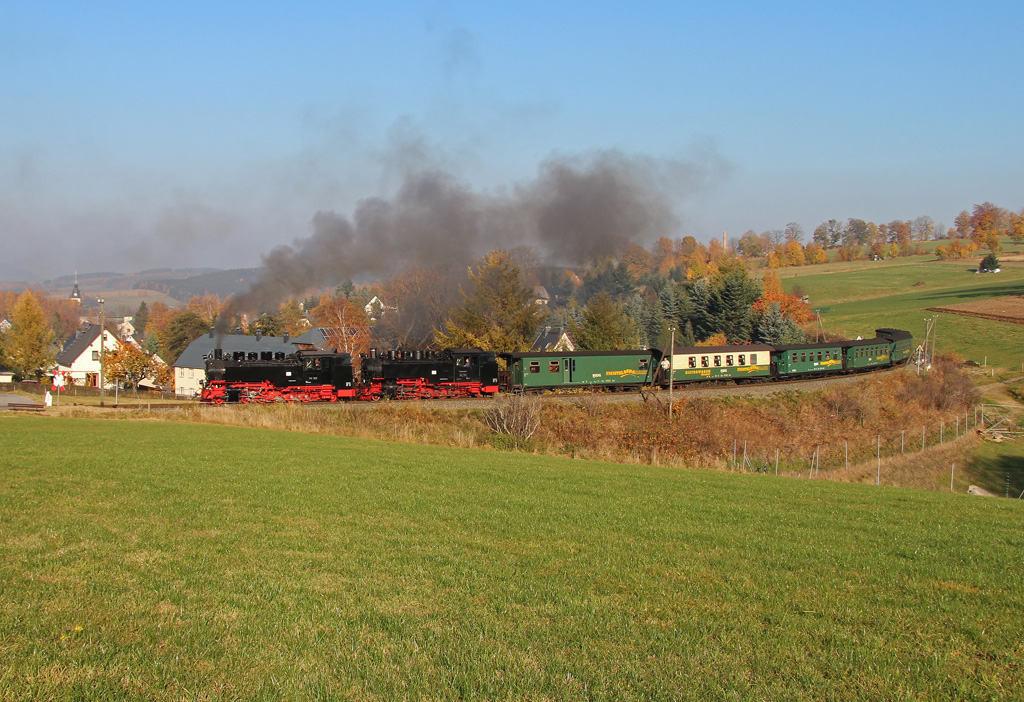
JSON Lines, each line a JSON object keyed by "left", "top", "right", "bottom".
{"left": 772, "top": 342, "right": 846, "bottom": 377}
{"left": 877, "top": 328, "right": 914, "bottom": 365}
{"left": 500, "top": 350, "right": 661, "bottom": 393}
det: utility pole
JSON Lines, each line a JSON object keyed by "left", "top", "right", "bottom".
{"left": 668, "top": 327, "right": 675, "bottom": 421}
{"left": 98, "top": 298, "right": 105, "bottom": 407}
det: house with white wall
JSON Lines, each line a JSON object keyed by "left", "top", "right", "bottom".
{"left": 54, "top": 324, "right": 122, "bottom": 387}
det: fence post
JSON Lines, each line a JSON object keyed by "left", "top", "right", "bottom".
{"left": 876, "top": 435, "right": 881, "bottom": 485}
{"left": 940, "top": 421, "right": 944, "bottom": 445}
{"left": 901, "top": 431, "right": 904, "bottom": 453}
{"left": 845, "top": 440, "right": 848, "bottom": 471}
{"left": 951, "top": 463, "right": 955, "bottom": 492}
{"left": 775, "top": 448, "right": 779, "bottom": 476}
{"left": 922, "top": 426, "right": 925, "bottom": 450}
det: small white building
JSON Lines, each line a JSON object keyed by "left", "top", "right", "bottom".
{"left": 54, "top": 324, "right": 122, "bottom": 387}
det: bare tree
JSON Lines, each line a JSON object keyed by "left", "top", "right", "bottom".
{"left": 784, "top": 222, "right": 804, "bottom": 244}
{"left": 912, "top": 215, "right": 936, "bottom": 242}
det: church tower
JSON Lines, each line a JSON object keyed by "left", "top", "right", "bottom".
{"left": 69, "top": 272, "right": 82, "bottom": 305}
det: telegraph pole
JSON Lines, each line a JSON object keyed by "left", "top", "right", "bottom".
{"left": 668, "top": 327, "right": 675, "bottom": 421}
{"left": 98, "top": 298, "right": 105, "bottom": 407}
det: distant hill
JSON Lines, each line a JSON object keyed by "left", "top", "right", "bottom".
{"left": 4, "top": 267, "right": 260, "bottom": 306}
{"left": 133, "top": 268, "right": 263, "bottom": 301}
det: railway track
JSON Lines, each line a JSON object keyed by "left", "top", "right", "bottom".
{"left": 291, "top": 366, "right": 905, "bottom": 411}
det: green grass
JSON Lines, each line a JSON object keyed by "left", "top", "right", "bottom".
{"left": 779, "top": 258, "right": 1024, "bottom": 368}
{"left": 2, "top": 416, "right": 1022, "bottom": 699}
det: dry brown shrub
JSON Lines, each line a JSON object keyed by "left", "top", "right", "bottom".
{"left": 485, "top": 395, "right": 541, "bottom": 447}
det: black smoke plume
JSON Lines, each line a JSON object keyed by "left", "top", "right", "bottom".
{"left": 218, "top": 149, "right": 723, "bottom": 336}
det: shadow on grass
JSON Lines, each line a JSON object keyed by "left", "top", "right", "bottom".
{"left": 967, "top": 450, "right": 1024, "bottom": 497}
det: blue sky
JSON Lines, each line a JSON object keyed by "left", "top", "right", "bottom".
{"left": 2, "top": 1, "right": 1022, "bottom": 279}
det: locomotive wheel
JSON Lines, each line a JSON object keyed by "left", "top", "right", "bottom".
{"left": 369, "top": 392, "right": 383, "bottom": 402}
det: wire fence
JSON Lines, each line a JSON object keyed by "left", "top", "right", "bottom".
{"left": 727, "top": 404, "right": 1022, "bottom": 496}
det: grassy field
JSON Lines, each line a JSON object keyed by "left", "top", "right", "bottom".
{"left": 776, "top": 254, "right": 1023, "bottom": 369}
{"left": 1, "top": 415, "right": 1022, "bottom": 700}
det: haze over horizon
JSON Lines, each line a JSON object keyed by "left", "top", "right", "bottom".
{"left": 3, "top": 1, "right": 1022, "bottom": 282}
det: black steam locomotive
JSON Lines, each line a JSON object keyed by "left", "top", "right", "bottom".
{"left": 200, "top": 347, "right": 499, "bottom": 404}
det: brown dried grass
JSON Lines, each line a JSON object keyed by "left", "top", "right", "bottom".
{"left": 66, "top": 359, "right": 983, "bottom": 492}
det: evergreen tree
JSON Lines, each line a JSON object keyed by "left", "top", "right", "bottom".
{"left": 681, "top": 320, "right": 696, "bottom": 346}
{"left": 979, "top": 252, "right": 1000, "bottom": 271}
{"left": 134, "top": 301, "right": 150, "bottom": 336}
{"left": 714, "top": 272, "right": 755, "bottom": 343}
{"left": 163, "top": 311, "right": 209, "bottom": 363}
{"left": 755, "top": 303, "right": 805, "bottom": 344}
{"left": 623, "top": 294, "right": 648, "bottom": 348}
{"left": 247, "top": 312, "right": 283, "bottom": 337}
{"left": 570, "top": 292, "right": 633, "bottom": 350}
{"left": 688, "top": 278, "right": 716, "bottom": 341}
{"left": 434, "top": 250, "right": 545, "bottom": 353}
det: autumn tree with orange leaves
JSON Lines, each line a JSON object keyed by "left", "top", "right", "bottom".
{"left": 309, "top": 294, "right": 373, "bottom": 356}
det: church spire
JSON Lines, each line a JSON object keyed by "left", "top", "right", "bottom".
{"left": 69, "top": 272, "right": 82, "bottom": 304}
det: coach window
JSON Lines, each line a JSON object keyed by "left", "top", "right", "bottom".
{"left": 549, "top": 361, "right": 560, "bottom": 373}
{"left": 701, "top": 356, "right": 709, "bottom": 368}
{"left": 714, "top": 355, "right": 722, "bottom": 367}
{"left": 750, "top": 353, "right": 758, "bottom": 364}
{"left": 639, "top": 358, "right": 649, "bottom": 370}
{"left": 791, "top": 353, "right": 797, "bottom": 362}
{"left": 800, "top": 352, "right": 806, "bottom": 363}
{"left": 817, "top": 352, "right": 823, "bottom": 362}
{"left": 529, "top": 361, "right": 540, "bottom": 374}
{"left": 738, "top": 354, "right": 745, "bottom": 365}
{"left": 726, "top": 355, "right": 733, "bottom": 366}
{"left": 688, "top": 357, "right": 697, "bottom": 368}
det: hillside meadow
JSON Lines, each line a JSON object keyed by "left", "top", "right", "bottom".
{"left": 773, "top": 245, "right": 1024, "bottom": 369}
{"left": 1, "top": 415, "right": 1022, "bottom": 700}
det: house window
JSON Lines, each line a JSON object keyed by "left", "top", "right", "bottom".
{"left": 92, "top": 350, "right": 99, "bottom": 361}
{"left": 178, "top": 368, "right": 184, "bottom": 377}
{"left": 189, "top": 369, "right": 194, "bottom": 378}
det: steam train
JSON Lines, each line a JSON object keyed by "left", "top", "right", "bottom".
{"left": 199, "top": 328, "right": 913, "bottom": 404}
{"left": 201, "top": 347, "right": 499, "bottom": 404}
